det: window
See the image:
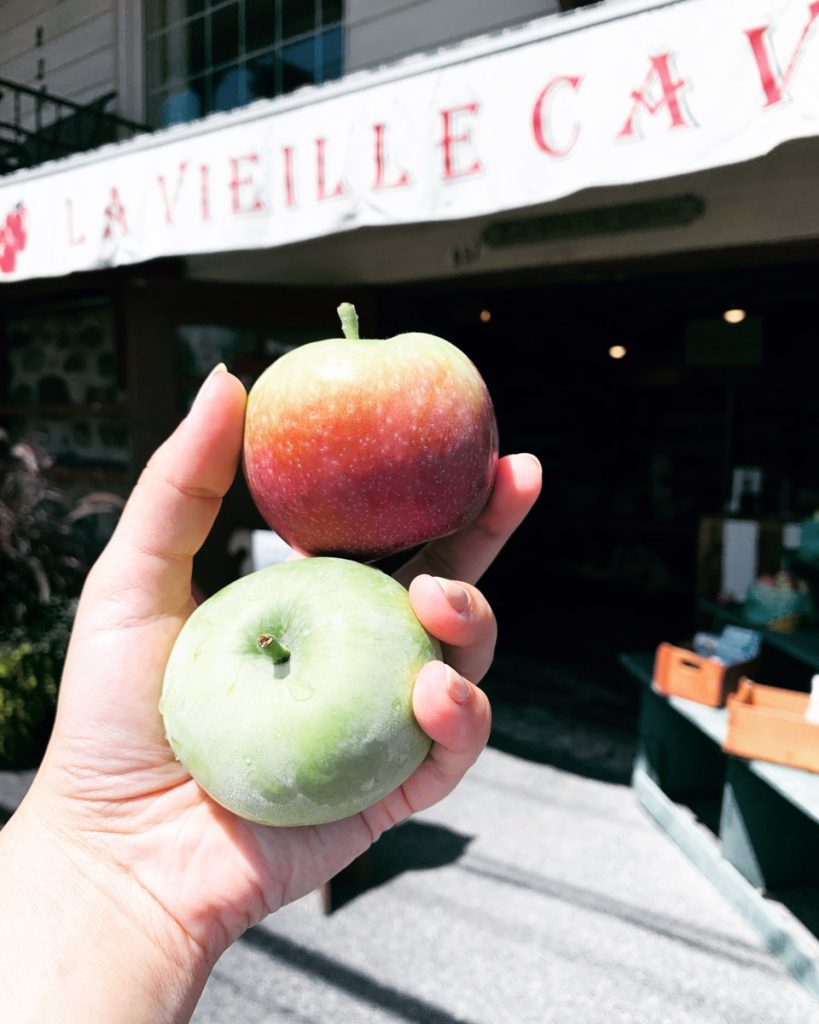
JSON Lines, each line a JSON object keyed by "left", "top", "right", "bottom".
{"left": 145, "top": 0, "right": 345, "bottom": 129}
{"left": 1, "top": 302, "right": 130, "bottom": 475}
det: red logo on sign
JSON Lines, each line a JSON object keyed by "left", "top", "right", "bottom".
{"left": 1, "top": 202, "right": 27, "bottom": 274}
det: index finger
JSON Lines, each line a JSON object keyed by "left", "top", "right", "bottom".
{"left": 393, "top": 453, "right": 541, "bottom": 588}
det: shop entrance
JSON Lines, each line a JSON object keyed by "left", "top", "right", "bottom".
{"left": 368, "top": 248, "right": 819, "bottom": 675}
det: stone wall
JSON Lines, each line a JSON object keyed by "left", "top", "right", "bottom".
{"left": 3, "top": 302, "right": 129, "bottom": 469}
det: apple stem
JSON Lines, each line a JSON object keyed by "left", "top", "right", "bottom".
{"left": 256, "top": 633, "right": 290, "bottom": 663}
{"left": 337, "top": 302, "right": 360, "bottom": 340}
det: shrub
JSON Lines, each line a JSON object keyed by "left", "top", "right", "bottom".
{"left": 0, "top": 607, "right": 73, "bottom": 768}
{"left": 0, "top": 431, "right": 123, "bottom": 769}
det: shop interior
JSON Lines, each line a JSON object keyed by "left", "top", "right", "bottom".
{"left": 5, "top": 242, "right": 819, "bottom": 706}
{"left": 378, "top": 249, "right": 818, "bottom": 654}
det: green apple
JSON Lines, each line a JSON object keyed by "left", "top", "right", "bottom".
{"left": 160, "top": 557, "right": 440, "bottom": 826}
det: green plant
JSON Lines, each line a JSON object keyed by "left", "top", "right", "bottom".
{"left": 0, "top": 610, "right": 72, "bottom": 768}
{"left": 0, "top": 430, "right": 123, "bottom": 768}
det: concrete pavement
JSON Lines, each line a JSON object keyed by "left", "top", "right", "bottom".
{"left": 190, "top": 742, "right": 818, "bottom": 1024}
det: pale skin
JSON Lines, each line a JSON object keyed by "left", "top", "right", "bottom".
{"left": 0, "top": 366, "right": 542, "bottom": 1023}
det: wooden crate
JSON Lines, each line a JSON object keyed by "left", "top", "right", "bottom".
{"left": 724, "top": 681, "right": 819, "bottom": 773}
{"left": 653, "top": 642, "right": 759, "bottom": 708}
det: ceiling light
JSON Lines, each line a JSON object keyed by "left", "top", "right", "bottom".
{"left": 479, "top": 309, "right": 491, "bottom": 323}
{"left": 723, "top": 308, "right": 747, "bottom": 324}
{"left": 608, "top": 345, "right": 627, "bottom": 359}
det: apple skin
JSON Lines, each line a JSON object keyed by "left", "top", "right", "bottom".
{"left": 242, "top": 316, "right": 499, "bottom": 561}
{"left": 160, "top": 557, "right": 440, "bottom": 827}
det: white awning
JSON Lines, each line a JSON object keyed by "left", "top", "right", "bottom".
{"left": 1, "top": 0, "right": 818, "bottom": 283}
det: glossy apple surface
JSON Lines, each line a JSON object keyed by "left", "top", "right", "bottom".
{"left": 160, "top": 557, "right": 439, "bottom": 826}
{"left": 242, "top": 304, "right": 499, "bottom": 561}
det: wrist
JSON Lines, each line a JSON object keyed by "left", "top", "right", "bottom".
{"left": 0, "top": 792, "right": 213, "bottom": 1024}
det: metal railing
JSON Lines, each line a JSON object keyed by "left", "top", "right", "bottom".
{"left": 0, "top": 77, "right": 150, "bottom": 177}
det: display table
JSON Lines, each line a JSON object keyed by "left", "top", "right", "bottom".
{"left": 621, "top": 651, "right": 819, "bottom": 1001}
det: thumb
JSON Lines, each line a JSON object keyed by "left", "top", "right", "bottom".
{"left": 81, "top": 366, "right": 246, "bottom": 625}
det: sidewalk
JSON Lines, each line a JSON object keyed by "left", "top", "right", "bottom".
{"left": 192, "top": 746, "right": 818, "bottom": 1024}
{"left": 2, "top": 656, "right": 818, "bottom": 1023}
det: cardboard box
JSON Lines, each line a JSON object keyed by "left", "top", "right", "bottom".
{"left": 724, "top": 681, "right": 819, "bottom": 774}
{"left": 653, "top": 642, "right": 758, "bottom": 708}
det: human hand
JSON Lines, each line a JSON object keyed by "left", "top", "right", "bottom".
{"left": 0, "top": 366, "right": 541, "bottom": 1023}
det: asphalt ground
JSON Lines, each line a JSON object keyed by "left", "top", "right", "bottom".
{"left": 2, "top": 652, "right": 818, "bottom": 1023}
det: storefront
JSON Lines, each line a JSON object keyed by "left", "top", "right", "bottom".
{"left": 3, "top": 0, "right": 819, "bottom": 648}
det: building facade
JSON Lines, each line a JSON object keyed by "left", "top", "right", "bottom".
{"left": 1, "top": 1, "right": 566, "bottom": 130}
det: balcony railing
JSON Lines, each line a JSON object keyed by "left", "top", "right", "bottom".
{"left": 0, "top": 77, "right": 150, "bottom": 177}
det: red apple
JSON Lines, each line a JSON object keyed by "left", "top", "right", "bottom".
{"left": 243, "top": 303, "right": 499, "bottom": 560}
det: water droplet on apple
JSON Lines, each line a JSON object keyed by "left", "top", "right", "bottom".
{"left": 287, "top": 677, "right": 314, "bottom": 701}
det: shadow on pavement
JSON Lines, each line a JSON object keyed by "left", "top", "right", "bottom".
{"left": 482, "top": 651, "right": 640, "bottom": 785}
{"left": 240, "top": 924, "right": 479, "bottom": 1024}
{"left": 323, "top": 819, "right": 473, "bottom": 913}
{"left": 460, "top": 853, "right": 782, "bottom": 974}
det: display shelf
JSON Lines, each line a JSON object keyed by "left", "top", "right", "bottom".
{"left": 621, "top": 652, "right": 819, "bottom": 824}
{"left": 620, "top": 651, "right": 819, "bottom": 1001}
{"left": 632, "top": 764, "right": 819, "bottom": 998}
{"left": 622, "top": 652, "right": 725, "bottom": 742}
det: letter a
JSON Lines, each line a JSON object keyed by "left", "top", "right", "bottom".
{"left": 617, "top": 53, "right": 693, "bottom": 139}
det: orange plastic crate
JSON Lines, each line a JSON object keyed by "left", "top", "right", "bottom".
{"left": 724, "top": 680, "right": 819, "bottom": 773}
{"left": 652, "top": 642, "right": 758, "bottom": 708}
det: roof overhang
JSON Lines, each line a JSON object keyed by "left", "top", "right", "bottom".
{"left": 1, "top": 0, "right": 818, "bottom": 284}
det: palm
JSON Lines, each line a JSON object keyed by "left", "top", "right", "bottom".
{"left": 46, "top": 596, "right": 385, "bottom": 955}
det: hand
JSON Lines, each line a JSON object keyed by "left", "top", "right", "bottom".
{"left": 0, "top": 367, "right": 541, "bottom": 1023}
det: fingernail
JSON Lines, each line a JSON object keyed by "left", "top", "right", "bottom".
{"left": 447, "top": 668, "right": 472, "bottom": 706}
{"left": 190, "top": 363, "right": 227, "bottom": 412}
{"left": 434, "top": 576, "right": 470, "bottom": 613}
{"left": 203, "top": 362, "right": 227, "bottom": 386}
